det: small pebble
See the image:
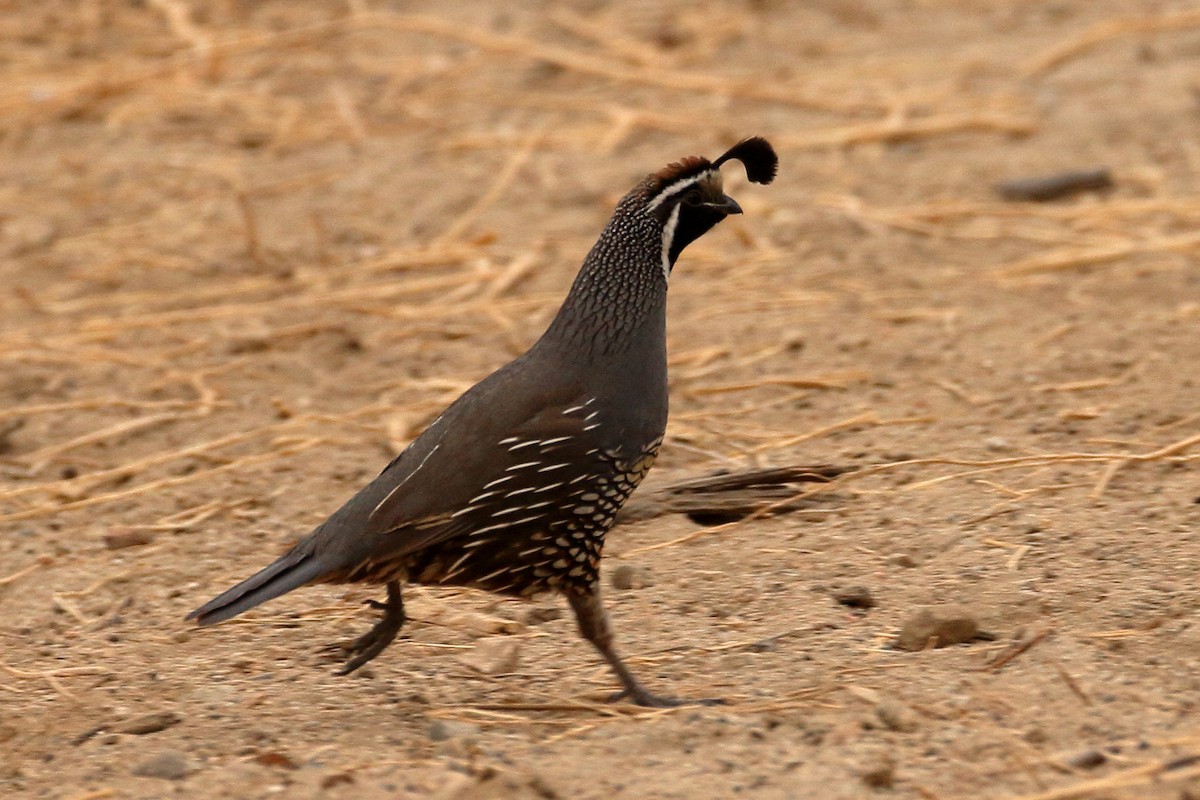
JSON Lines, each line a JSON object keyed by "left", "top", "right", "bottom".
{"left": 3, "top": 216, "right": 58, "bottom": 255}
{"left": 115, "top": 711, "right": 181, "bottom": 735}
{"left": 456, "top": 637, "right": 520, "bottom": 675}
{"left": 985, "top": 436, "right": 1011, "bottom": 451}
{"left": 860, "top": 758, "right": 895, "bottom": 789}
{"left": 610, "top": 564, "right": 653, "bottom": 590}
{"left": 748, "top": 637, "right": 779, "bottom": 653}
{"left": 104, "top": 527, "right": 155, "bottom": 550}
{"left": 888, "top": 553, "right": 918, "bottom": 568}
{"left": 321, "top": 773, "right": 355, "bottom": 789}
{"left": 522, "top": 605, "right": 563, "bottom": 625}
{"left": 1065, "top": 749, "right": 1107, "bottom": 769}
{"left": 875, "top": 699, "right": 919, "bottom": 732}
{"left": 833, "top": 585, "right": 876, "bottom": 609}
{"left": 132, "top": 750, "right": 190, "bottom": 781}
{"left": 252, "top": 751, "right": 300, "bottom": 770}
{"left": 895, "top": 605, "right": 981, "bottom": 651}
{"left": 428, "top": 720, "right": 481, "bottom": 742}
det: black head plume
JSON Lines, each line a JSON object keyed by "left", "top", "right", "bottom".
{"left": 712, "top": 137, "right": 778, "bottom": 185}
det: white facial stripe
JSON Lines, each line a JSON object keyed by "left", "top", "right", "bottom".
{"left": 660, "top": 202, "right": 682, "bottom": 284}
{"left": 645, "top": 170, "right": 715, "bottom": 213}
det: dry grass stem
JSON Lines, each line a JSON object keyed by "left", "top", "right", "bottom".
{"left": 22, "top": 412, "right": 204, "bottom": 472}
{"left": 690, "top": 370, "right": 869, "bottom": 395}
{"left": 1006, "top": 759, "right": 1200, "bottom": 800}
{"left": 0, "top": 562, "right": 43, "bottom": 587}
{"left": 0, "top": 439, "right": 324, "bottom": 525}
{"left": 546, "top": 8, "right": 673, "bottom": 68}
{"left": 1024, "top": 9, "right": 1200, "bottom": 77}
{"left": 368, "top": 13, "right": 882, "bottom": 115}
{"left": 435, "top": 126, "right": 547, "bottom": 244}
{"left": 750, "top": 412, "right": 932, "bottom": 454}
{"left": 996, "top": 231, "right": 1200, "bottom": 279}
{"left": 986, "top": 628, "right": 1051, "bottom": 671}
{"left": 1051, "top": 661, "right": 1092, "bottom": 707}
{"left": 778, "top": 112, "right": 1037, "bottom": 150}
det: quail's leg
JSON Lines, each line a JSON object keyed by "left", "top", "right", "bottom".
{"left": 568, "top": 587, "right": 707, "bottom": 708}
{"left": 324, "top": 581, "right": 406, "bottom": 675}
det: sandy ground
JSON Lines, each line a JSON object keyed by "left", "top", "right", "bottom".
{"left": 2, "top": 1, "right": 1200, "bottom": 798}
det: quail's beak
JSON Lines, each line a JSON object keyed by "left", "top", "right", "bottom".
{"left": 707, "top": 195, "right": 743, "bottom": 216}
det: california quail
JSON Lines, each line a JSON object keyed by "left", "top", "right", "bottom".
{"left": 188, "top": 138, "right": 778, "bottom": 707}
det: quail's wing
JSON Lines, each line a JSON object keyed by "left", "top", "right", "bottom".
{"left": 334, "top": 390, "right": 609, "bottom": 560}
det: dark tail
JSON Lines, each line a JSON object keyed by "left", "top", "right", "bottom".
{"left": 186, "top": 544, "right": 328, "bottom": 626}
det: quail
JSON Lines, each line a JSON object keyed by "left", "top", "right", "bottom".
{"left": 188, "top": 138, "right": 778, "bottom": 707}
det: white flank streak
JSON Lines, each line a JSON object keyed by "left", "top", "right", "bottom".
{"left": 660, "top": 202, "right": 682, "bottom": 285}
{"left": 539, "top": 436, "right": 572, "bottom": 446}
{"left": 491, "top": 506, "right": 526, "bottom": 517}
{"left": 645, "top": 171, "right": 713, "bottom": 212}
{"left": 470, "top": 520, "right": 519, "bottom": 536}
{"left": 562, "top": 405, "right": 586, "bottom": 415}
{"left": 445, "top": 551, "right": 473, "bottom": 578}
{"left": 483, "top": 475, "right": 515, "bottom": 489}
{"left": 507, "top": 514, "right": 547, "bottom": 526}
{"left": 369, "top": 444, "right": 439, "bottom": 522}
{"left": 506, "top": 461, "right": 541, "bottom": 472}
{"left": 477, "top": 568, "right": 512, "bottom": 583}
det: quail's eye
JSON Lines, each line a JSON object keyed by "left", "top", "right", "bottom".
{"left": 683, "top": 191, "right": 703, "bottom": 207}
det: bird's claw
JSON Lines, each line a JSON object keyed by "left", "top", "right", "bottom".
{"left": 606, "top": 687, "right": 723, "bottom": 708}
{"left": 319, "top": 586, "right": 405, "bottom": 675}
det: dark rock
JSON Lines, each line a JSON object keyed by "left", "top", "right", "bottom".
{"left": 1065, "top": 749, "right": 1106, "bottom": 769}
{"left": 861, "top": 758, "right": 895, "bottom": 789}
{"left": 833, "top": 585, "right": 875, "bottom": 609}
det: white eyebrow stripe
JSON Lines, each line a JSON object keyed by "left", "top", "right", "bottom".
{"left": 645, "top": 171, "right": 714, "bottom": 212}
